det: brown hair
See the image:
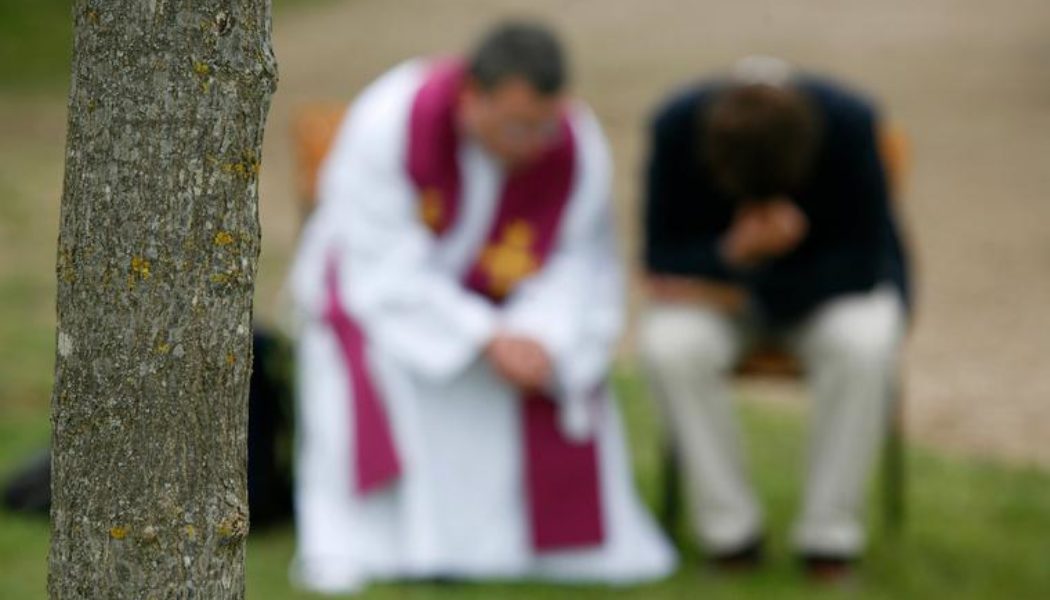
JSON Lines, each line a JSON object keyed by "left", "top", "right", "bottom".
{"left": 703, "top": 83, "right": 820, "bottom": 199}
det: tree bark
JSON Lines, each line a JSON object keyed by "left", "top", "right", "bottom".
{"left": 49, "top": 2, "right": 276, "bottom": 598}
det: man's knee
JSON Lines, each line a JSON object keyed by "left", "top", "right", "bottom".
{"left": 639, "top": 304, "right": 738, "bottom": 376}
{"left": 804, "top": 290, "right": 904, "bottom": 371}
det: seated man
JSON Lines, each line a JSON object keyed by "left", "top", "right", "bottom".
{"left": 287, "top": 22, "right": 675, "bottom": 594}
{"left": 639, "top": 58, "right": 910, "bottom": 579}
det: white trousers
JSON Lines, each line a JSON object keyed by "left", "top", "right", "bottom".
{"left": 639, "top": 285, "right": 905, "bottom": 556}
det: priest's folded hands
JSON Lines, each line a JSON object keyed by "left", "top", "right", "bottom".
{"left": 485, "top": 333, "right": 554, "bottom": 392}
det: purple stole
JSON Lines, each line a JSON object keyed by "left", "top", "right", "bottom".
{"left": 324, "top": 261, "right": 402, "bottom": 494}
{"left": 327, "top": 59, "right": 605, "bottom": 552}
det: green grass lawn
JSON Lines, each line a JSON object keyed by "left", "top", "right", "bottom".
{"left": 0, "top": 0, "right": 336, "bottom": 94}
{"left": 0, "top": 0, "right": 73, "bottom": 94}
{"left": 3, "top": 370, "right": 1050, "bottom": 599}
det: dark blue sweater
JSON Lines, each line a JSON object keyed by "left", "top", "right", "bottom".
{"left": 642, "top": 76, "right": 911, "bottom": 325}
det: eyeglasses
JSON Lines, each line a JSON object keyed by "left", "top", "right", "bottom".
{"left": 495, "top": 118, "right": 562, "bottom": 150}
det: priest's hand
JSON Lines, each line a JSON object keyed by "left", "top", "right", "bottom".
{"left": 486, "top": 333, "right": 554, "bottom": 393}
{"left": 720, "top": 197, "right": 808, "bottom": 268}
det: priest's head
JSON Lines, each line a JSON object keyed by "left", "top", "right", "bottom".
{"left": 459, "top": 21, "right": 569, "bottom": 169}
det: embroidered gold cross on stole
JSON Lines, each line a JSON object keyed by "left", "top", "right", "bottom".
{"left": 480, "top": 219, "right": 540, "bottom": 299}
{"left": 419, "top": 187, "right": 445, "bottom": 232}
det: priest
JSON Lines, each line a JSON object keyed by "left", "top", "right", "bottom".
{"left": 286, "top": 21, "right": 675, "bottom": 594}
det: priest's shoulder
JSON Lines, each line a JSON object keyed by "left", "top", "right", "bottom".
{"left": 317, "top": 60, "right": 427, "bottom": 174}
{"left": 341, "top": 60, "right": 429, "bottom": 139}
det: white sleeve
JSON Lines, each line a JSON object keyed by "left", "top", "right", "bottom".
{"left": 288, "top": 66, "right": 497, "bottom": 382}
{"left": 499, "top": 105, "right": 625, "bottom": 437}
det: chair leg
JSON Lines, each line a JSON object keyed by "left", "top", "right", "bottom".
{"left": 882, "top": 377, "right": 906, "bottom": 533}
{"left": 659, "top": 439, "right": 682, "bottom": 544}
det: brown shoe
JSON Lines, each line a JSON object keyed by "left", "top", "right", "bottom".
{"left": 708, "top": 535, "right": 766, "bottom": 573}
{"left": 801, "top": 553, "right": 858, "bottom": 585}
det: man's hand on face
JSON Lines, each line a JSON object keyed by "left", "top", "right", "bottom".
{"left": 486, "top": 333, "right": 553, "bottom": 392}
{"left": 720, "top": 197, "right": 808, "bottom": 268}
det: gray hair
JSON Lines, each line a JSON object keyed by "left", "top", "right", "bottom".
{"left": 468, "top": 21, "right": 568, "bottom": 95}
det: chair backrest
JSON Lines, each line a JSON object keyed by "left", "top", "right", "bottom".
{"left": 291, "top": 102, "right": 348, "bottom": 216}
{"left": 879, "top": 124, "right": 910, "bottom": 200}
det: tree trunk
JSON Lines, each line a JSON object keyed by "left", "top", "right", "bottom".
{"left": 49, "top": 2, "right": 276, "bottom": 598}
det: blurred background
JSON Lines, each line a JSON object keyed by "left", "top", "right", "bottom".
{"left": 1, "top": 0, "right": 1048, "bottom": 597}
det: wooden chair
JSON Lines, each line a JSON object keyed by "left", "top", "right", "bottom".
{"left": 658, "top": 126, "right": 911, "bottom": 544}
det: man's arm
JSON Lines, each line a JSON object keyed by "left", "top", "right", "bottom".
{"left": 643, "top": 98, "right": 753, "bottom": 312}
{"left": 643, "top": 99, "right": 742, "bottom": 282}
{"left": 754, "top": 107, "right": 891, "bottom": 319}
